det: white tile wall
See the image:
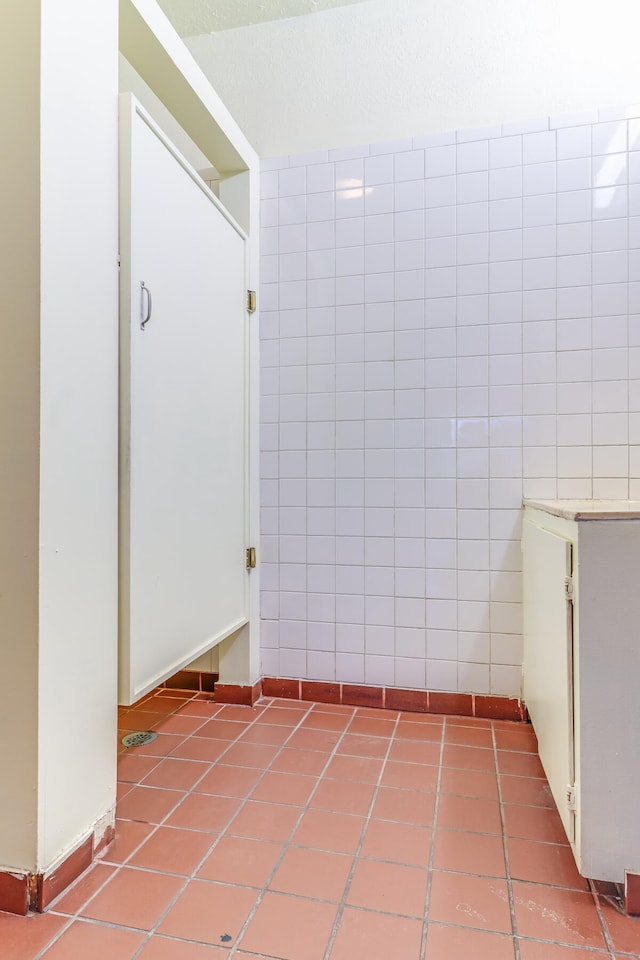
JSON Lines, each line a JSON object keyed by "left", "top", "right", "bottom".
{"left": 259, "top": 106, "right": 640, "bottom": 697}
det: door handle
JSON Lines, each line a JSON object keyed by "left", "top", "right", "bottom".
{"left": 140, "top": 281, "right": 152, "bottom": 330}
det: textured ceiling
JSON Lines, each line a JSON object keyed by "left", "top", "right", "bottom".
{"left": 158, "top": 0, "right": 371, "bottom": 35}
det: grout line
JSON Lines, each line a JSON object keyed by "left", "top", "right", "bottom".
{"left": 419, "top": 714, "right": 450, "bottom": 960}
{"left": 493, "top": 718, "right": 521, "bottom": 960}
{"left": 591, "top": 882, "right": 620, "bottom": 960}
{"left": 48, "top": 699, "right": 309, "bottom": 954}
{"left": 225, "top": 703, "right": 366, "bottom": 958}
{"left": 320, "top": 709, "right": 403, "bottom": 960}
{"left": 127, "top": 698, "right": 327, "bottom": 959}
{"left": 35, "top": 695, "right": 640, "bottom": 960}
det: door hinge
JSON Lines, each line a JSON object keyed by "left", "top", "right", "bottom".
{"left": 246, "top": 546, "right": 257, "bottom": 569}
{"left": 564, "top": 576, "right": 574, "bottom": 602}
{"left": 567, "top": 785, "right": 577, "bottom": 811}
{"left": 247, "top": 290, "right": 257, "bottom": 314}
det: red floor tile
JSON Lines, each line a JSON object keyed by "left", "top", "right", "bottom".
{"left": 197, "top": 836, "right": 283, "bottom": 887}
{"left": 328, "top": 906, "right": 423, "bottom": 960}
{"left": 53, "top": 690, "right": 623, "bottom": 960}
{"left": 380, "top": 759, "right": 439, "bottom": 792}
{"left": 153, "top": 714, "right": 209, "bottom": 737}
{"left": 598, "top": 897, "right": 640, "bottom": 954}
{"left": 219, "top": 742, "right": 280, "bottom": 768}
{"left": 437, "top": 793, "right": 502, "bottom": 833}
{"left": 164, "top": 793, "right": 240, "bottom": 833}
{"left": 134, "top": 734, "right": 188, "bottom": 758}
{"left": 0, "top": 912, "right": 69, "bottom": 960}
{"left": 371, "top": 786, "right": 436, "bottom": 825}
{"left": 169, "top": 737, "right": 229, "bottom": 763}
{"left": 442, "top": 743, "right": 497, "bottom": 772}
{"left": 337, "top": 733, "right": 389, "bottom": 759}
{"left": 324, "top": 754, "right": 384, "bottom": 783}
{"left": 216, "top": 704, "right": 266, "bottom": 721}
{"left": 128, "top": 826, "right": 214, "bottom": 876}
{"left": 269, "top": 847, "right": 352, "bottom": 901}
{"left": 177, "top": 701, "right": 223, "bottom": 719}
{"left": 137, "top": 937, "right": 229, "bottom": 959}
{"left": 228, "top": 800, "right": 300, "bottom": 842}
{"left": 388, "top": 738, "right": 441, "bottom": 765}
{"left": 351, "top": 707, "right": 395, "bottom": 719}
{"left": 158, "top": 880, "right": 258, "bottom": 948}
{"left": 347, "top": 858, "right": 428, "bottom": 917}
{"left": 250, "top": 771, "right": 317, "bottom": 806}
{"left": 503, "top": 802, "right": 567, "bottom": 844}
{"left": 292, "top": 809, "right": 366, "bottom": 854}
{"left": 286, "top": 728, "right": 341, "bottom": 751}
{"left": 347, "top": 716, "right": 396, "bottom": 737}
{"left": 429, "top": 870, "right": 512, "bottom": 933}
{"left": 518, "top": 940, "right": 610, "bottom": 960}
{"left": 259, "top": 706, "right": 309, "bottom": 726}
{"left": 494, "top": 726, "right": 538, "bottom": 753}
{"left": 116, "top": 785, "right": 184, "bottom": 824}
{"left": 239, "top": 723, "right": 292, "bottom": 746}
{"left": 500, "top": 774, "right": 554, "bottom": 807}
{"left": 445, "top": 724, "right": 495, "bottom": 748}
{"left": 425, "top": 922, "right": 516, "bottom": 960}
{"left": 440, "top": 765, "right": 499, "bottom": 800}
{"left": 194, "top": 764, "right": 262, "bottom": 798}
{"left": 395, "top": 720, "right": 442, "bottom": 742}
{"left": 507, "top": 837, "right": 589, "bottom": 890}
{"left": 117, "top": 753, "right": 161, "bottom": 784}
{"left": 101, "top": 821, "right": 155, "bottom": 866}
{"left": 41, "top": 919, "right": 145, "bottom": 959}
{"left": 310, "top": 779, "right": 375, "bottom": 816}
{"left": 302, "top": 711, "right": 353, "bottom": 732}
{"left": 50, "top": 863, "right": 117, "bottom": 915}
{"left": 194, "top": 719, "right": 251, "bottom": 741}
{"left": 116, "top": 782, "right": 133, "bottom": 804}
{"left": 238, "top": 892, "right": 337, "bottom": 960}
{"left": 512, "top": 882, "right": 606, "bottom": 949}
{"left": 433, "top": 828, "right": 506, "bottom": 877}
{"left": 270, "top": 747, "right": 330, "bottom": 776}
{"left": 142, "top": 758, "right": 209, "bottom": 791}
{"left": 360, "top": 819, "right": 431, "bottom": 866}
{"left": 80, "top": 867, "right": 184, "bottom": 930}
{"left": 497, "top": 750, "right": 545, "bottom": 778}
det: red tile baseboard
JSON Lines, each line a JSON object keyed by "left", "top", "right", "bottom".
{"left": 258, "top": 678, "right": 528, "bottom": 721}
{"left": 626, "top": 871, "right": 640, "bottom": 916}
{"left": 262, "top": 677, "right": 301, "bottom": 699}
{"left": 212, "top": 679, "right": 262, "bottom": 706}
{"left": 0, "top": 820, "right": 114, "bottom": 915}
{"left": 0, "top": 871, "right": 29, "bottom": 915}
{"left": 161, "top": 670, "right": 218, "bottom": 693}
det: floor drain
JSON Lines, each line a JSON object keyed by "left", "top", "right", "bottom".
{"left": 121, "top": 731, "right": 158, "bottom": 748}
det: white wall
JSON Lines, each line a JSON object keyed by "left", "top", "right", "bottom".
{"left": 0, "top": 0, "right": 42, "bottom": 870}
{"left": 0, "top": 0, "right": 119, "bottom": 873}
{"left": 187, "top": 0, "right": 640, "bottom": 157}
{"left": 38, "top": 0, "right": 120, "bottom": 867}
{"left": 259, "top": 106, "right": 640, "bottom": 697}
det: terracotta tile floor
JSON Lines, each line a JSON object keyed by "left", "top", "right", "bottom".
{"left": 3, "top": 688, "right": 640, "bottom": 960}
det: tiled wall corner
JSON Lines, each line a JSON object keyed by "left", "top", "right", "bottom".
{"left": 259, "top": 108, "right": 640, "bottom": 697}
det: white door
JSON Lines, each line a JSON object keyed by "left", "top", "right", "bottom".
{"left": 522, "top": 519, "right": 575, "bottom": 841}
{"left": 119, "top": 96, "right": 248, "bottom": 704}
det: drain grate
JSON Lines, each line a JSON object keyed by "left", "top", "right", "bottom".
{"left": 121, "top": 731, "right": 158, "bottom": 748}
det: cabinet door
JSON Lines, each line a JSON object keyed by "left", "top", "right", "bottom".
{"left": 118, "top": 96, "right": 248, "bottom": 704}
{"left": 523, "top": 520, "right": 575, "bottom": 841}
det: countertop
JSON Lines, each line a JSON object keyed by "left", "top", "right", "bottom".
{"left": 523, "top": 499, "right": 640, "bottom": 520}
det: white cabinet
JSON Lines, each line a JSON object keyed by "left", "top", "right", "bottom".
{"left": 523, "top": 500, "right": 640, "bottom": 884}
